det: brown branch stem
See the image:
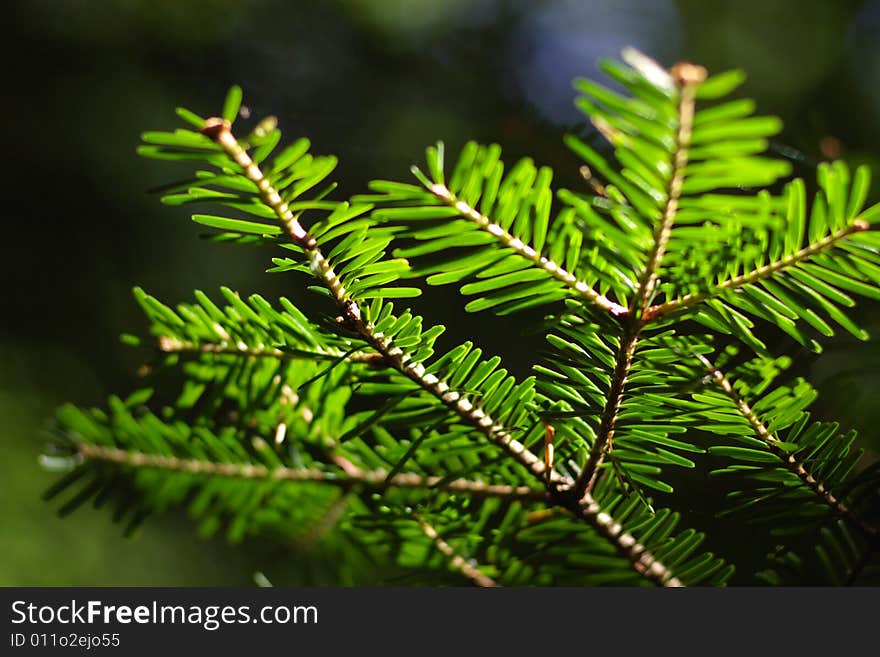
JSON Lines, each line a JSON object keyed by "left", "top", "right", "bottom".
{"left": 76, "top": 443, "right": 548, "bottom": 501}
{"left": 570, "top": 329, "right": 639, "bottom": 496}
{"left": 156, "top": 335, "right": 385, "bottom": 365}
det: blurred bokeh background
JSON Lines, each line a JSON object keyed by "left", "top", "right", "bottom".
{"left": 2, "top": 0, "right": 879, "bottom": 585}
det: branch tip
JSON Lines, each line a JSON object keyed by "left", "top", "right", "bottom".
{"left": 670, "top": 62, "right": 707, "bottom": 86}
{"left": 200, "top": 116, "right": 231, "bottom": 139}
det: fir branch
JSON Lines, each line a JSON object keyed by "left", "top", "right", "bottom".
{"left": 415, "top": 514, "right": 498, "bottom": 587}
{"left": 199, "top": 118, "right": 687, "bottom": 586}
{"left": 197, "top": 120, "right": 556, "bottom": 509}
{"left": 371, "top": 328, "right": 687, "bottom": 586}
{"left": 364, "top": 312, "right": 689, "bottom": 587}
{"left": 697, "top": 353, "right": 877, "bottom": 538}
{"left": 425, "top": 183, "right": 627, "bottom": 317}
{"left": 571, "top": 63, "right": 705, "bottom": 499}
{"left": 645, "top": 219, "right": 871, "bottom": 320}
{"left": 632, "top": 62, "right": 706, "bottom": 318}
{"left": 570, "top": 328, "right": 638, "bottom": 497}
{"left": 199, "top": 117, "right": 550, "bottom": 483}
{"left": 48, "top": 48, "right": 880, "bottom": 588}
{"left": 75, "top": 443, "right": 548, "bottom": 501}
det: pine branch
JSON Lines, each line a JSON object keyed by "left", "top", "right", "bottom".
{"left": 47, "top": 49, "right": 880, "bottom": 588}
{"left": 199, "top": 118, "right": 548, "bottom": 482}
{"left": 415, "top": 514, "right": 498, "bottom": 587}
{"left": 570, "top": 63, "right": 705, "bottom": 499}
{"left": 75, "top": 443, "right": 548, "bottom": 501}
{"left": 645, "top": 219, "right": 871, "bottom": 320}
{"left": 198, "top": 119, "right": 555, "bottom": 496}
{"left": 199, "top": 118, "right": 554, "bottom": 489}
{"left": 570, "top": 328, "right": 638, "bottom": 496}
{"left": 373, "top": 327, "right": 689, "bottom": 586}
{"left": 199, "top": 117, "right": 689, "bottom": 586}
{"left": 632, "top": 62, "right": 706, "bottom": 318}
{"left": 425, "top": 182, "right": 627, "bottom": 317}
{"left": 696, "top": 353, "right": 877, "bottom": 538}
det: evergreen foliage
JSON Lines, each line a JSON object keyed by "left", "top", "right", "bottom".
{"left": 44, "top": 48, "right": 880, "bottom": 586}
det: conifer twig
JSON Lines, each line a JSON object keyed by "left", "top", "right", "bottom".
{"left": 75, "top": 443, "right": 549, "bottom": 501}
{"left": 644, "top": 219, "right": 871, "bottom": 320}
{"left": 570, "top": 328, "right": 638, "bottom": 497}
{"left": 696, "top": 353, "right": 877, "bottom": 538}
{"left": 426, "top": 183, "right": 627, "bottom": 317}
{"left": 199, "top": 117, "right": 685, "bottom": 587}
{"left": 571, "top": 62, "right": 705, "bottom": 500}
{"left": 632, "top": 62, "right": 705, "bottom": 318}
{"left": 200, "top": 117, "right": 550, "bottom": 483}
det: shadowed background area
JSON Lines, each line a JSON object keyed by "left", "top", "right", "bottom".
{"left": 2, "top": 0, "right": 879, "bottom": 585}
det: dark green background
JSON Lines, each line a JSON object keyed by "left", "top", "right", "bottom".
{"left": 2, "top": 0, "right": 879, "bottom": 585}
